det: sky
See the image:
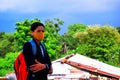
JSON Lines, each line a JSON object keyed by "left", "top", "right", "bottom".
{"left": 0, "top": 0, "right": 120, "bottom": 34}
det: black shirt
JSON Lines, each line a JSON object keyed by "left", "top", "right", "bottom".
{"left": 23, "top": 39, "right": 51, "bottom": 80}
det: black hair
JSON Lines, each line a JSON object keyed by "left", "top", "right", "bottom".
{"left": 30, "top": 22, "right": 45, "bottom": 31}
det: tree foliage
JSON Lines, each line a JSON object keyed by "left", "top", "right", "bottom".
{"left": 44, "top": 18, "right": 64, "bottom": 60}
{"left": 60, "top": 24, "right": 87, "bottom": 54}
{"left": 0, "top": 52, "right": 19, "bottom": 76}
{"left": 0, "top": 32, "right": 17, "bottom": 57}
{"left": 116, "top": 26, "right": 120, "bottom": 33}
{"left": 14, "top": 19, "right": 40, "bottom": 50}
{"left": 74, "top": 25, "right": 120, "bottom": 66}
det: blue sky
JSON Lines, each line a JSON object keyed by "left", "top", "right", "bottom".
{"left": 0, "top": 0, "right": 120, "bottom": 34}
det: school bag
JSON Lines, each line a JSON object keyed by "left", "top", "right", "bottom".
{"left": 14, "top": 40, "right": 46, "bottom": 80}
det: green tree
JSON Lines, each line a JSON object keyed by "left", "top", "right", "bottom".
{"left": 74, "top": 25, "right": 120, "bottom": 66}
{"left": 0, "top": 52, "right": 19, "bottom": 76}
{"left": 116, "top": 26, "right": 120, "bottom": 33}
{"left": 60, "top": 24, "right": 87, "bottom": 54}
{"left": 0, "top": 32, "right": 17, "bottom": 57}
{"left": 14, "top": 18, "right": 40, "bottom": 50}
{"left": 44, "top": 18, "right": 64, "bottom": 60}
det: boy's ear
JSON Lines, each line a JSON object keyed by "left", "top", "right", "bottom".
{"left": 30, "top": 31, "right": 34, "bottom": 36}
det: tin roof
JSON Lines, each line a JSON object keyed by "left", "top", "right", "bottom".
{"left": 60, "top": 53, "right": 120, "bottom": 79}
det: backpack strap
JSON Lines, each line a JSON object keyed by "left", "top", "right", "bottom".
{"left": 40, "top": 42, "right": 49, "bottom": 69}
{"left": 40, "top": 42, "right": 46, "bottom": 58}
{"left": 29, "top": 40, "right": 37, "bottom": 56}
{"left": 29, "top": 40, "right": 46, "bottom": 58}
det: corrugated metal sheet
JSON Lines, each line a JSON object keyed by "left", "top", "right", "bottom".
{"left": 48, "top": 53, "right": 120, "bottom": 80}
{"left": 62, "top": 54, "right": 120, "bottom": 79}
{"left": 48, "top": 61, "right": 90, "bottom": 79}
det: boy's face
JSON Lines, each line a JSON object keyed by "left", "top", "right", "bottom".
{"left": 31, "top": 26, "right": 44, "bottom": 41}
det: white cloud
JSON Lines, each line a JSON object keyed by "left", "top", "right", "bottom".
{"left": 0, "top": 0, "right": 43, "bottom": 13}
{"left": 0, "top": 0, "right": 119, "bottom": 13}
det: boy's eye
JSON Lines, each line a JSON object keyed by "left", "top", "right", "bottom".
{"left": 37, "top": 30, "right": 44, "bottom": 32}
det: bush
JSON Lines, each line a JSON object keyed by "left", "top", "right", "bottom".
{"left": 0, "top": 52, "right": 19, "bottom": 76}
